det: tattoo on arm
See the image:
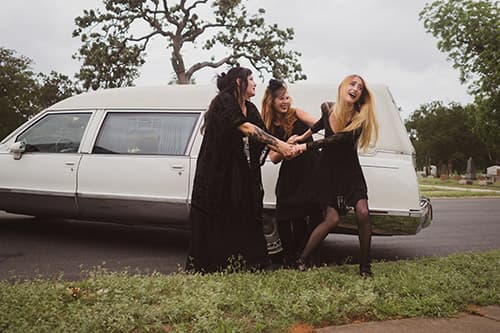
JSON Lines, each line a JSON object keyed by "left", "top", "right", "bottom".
{"left": 248, "top": 125, "right": 281, "bottom": 150}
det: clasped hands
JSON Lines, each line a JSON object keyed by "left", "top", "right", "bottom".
{"left": 281, "top": 134, "right": 307, "bottom": 160}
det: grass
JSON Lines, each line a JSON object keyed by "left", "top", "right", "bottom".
{"left": 0, "top": 250, "right": 499, "bottom": 333}
{"left": 418, "top": 177, "right": 500, "bottom": 198}
{"left": 420, "top": 188, "right": 500, "bottom": 198}
{"left": 419, "top": 177, "right": 500, "bottom": 190}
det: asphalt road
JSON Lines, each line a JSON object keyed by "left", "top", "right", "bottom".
{"left": 1, "top": 198, "right": 499, "bottom": 281}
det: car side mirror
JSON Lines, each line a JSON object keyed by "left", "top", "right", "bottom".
{"left": 9, "top": 141, "right": 26, "bottom": 160}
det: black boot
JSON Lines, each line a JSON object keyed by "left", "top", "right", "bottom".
{"left": 296, "top": 256, "right": 308, "bottom": 272}
{"left": 359, "top": 264, "right": 373, "bottom": 278}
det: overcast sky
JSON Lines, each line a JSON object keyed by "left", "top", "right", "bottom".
{"left": 1, "top": 0, "right": 472, "bottom": 119}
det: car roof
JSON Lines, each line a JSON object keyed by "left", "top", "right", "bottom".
{"left": 49, "top": 85, "right": 219, "bottom": 110}
{"left": 48, "top": 83, "right": 413, "bottom": 154}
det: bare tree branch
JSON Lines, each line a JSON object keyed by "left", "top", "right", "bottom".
{"left": 73, "top": 0, "right": 306, "bottom": 87}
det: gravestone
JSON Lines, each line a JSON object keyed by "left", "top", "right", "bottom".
{"left": 465, "top": 157, "right": 476, "bottom": 180}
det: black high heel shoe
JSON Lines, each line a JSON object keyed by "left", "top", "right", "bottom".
{"left": 296, "top": 257, "right": 308, "bottom": 272}
{"left": 359, "top": 265, "right": 373, "bottom": 278}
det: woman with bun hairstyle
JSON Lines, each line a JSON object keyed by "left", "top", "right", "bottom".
{"left": 293, "top": 74, "right": 379, "bottom": 277}
{"left": 261, "top": 79, "right": 321, "bottom": 268}
{"left": 186, "top": 67, "right": 298, "bottom": 273}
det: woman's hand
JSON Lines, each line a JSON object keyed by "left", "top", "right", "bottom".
{"left": 278, "top": 141, "right": 296, "bottom": 159}
{"left": 290, "top": 129, "right": 312, "bottom": 144}
{"left": 287, "top": 134, "right": 299, "bottom": 144}
{"left": 281, "top": 142, "right": 307, "bottom": 159}
{"left": 295, "top": 143, "right": 307, "bottom": 156}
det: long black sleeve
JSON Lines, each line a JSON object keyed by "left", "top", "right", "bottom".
{"left": 306, "top": 128, "right": 361, "bottom": 151}
{"left": 310, "top": 101, "right": 333, "bottom": 133}
{"left": 310, "top": 118, "right": 324, "bottom": 133}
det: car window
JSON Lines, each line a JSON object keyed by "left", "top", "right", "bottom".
{"left": 93, "top": 112, "right": 199, "bottom": 155}
{"left": 16, "top": 113, "right": 91, "bottom": 153}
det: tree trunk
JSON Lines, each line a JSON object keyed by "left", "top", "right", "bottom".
{"left": 171, "top": 39, "right": 190, "bottom": 84}
{"left": 177, "top": 72, "right": 189, "bottom": 84}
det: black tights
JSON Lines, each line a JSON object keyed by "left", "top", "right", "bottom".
{"left": 300, "top": 199, "right": 372, "bottom": 269}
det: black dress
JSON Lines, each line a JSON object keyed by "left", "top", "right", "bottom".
{"left": 186, "top": 92, "right": 269, "bottom": 273}
{"left": 272, "top": 120, "right": 321, "bottom": 266}
{"left": 309, "top": 104, "right": 368, "bottom": 211}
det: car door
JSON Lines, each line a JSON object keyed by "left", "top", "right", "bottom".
{"left": 77, "top": 110, "right": 200, "bottom": 227}
{"left": 0, "top": 112, "right": 92, "bottom": 216}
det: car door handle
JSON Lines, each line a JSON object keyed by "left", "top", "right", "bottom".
{"left": 170, "top": 164, "right": 185, "bottom": 170}
{"left": 65, "top": 161, "right": 75, "bottom": 166}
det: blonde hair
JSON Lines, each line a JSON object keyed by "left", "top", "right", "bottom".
{"left": 261, "top": 83, "right": 297, "bottom": 139}
{"left": 331, "top": 75, "right": 379, "bottom": 150}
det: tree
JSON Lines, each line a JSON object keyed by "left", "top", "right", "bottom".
{"left": 0, "top": 47, "right": 39, "bottom": 139}
{"left": 73, "top": 37, "right": 145, "bottom": 91}
{"left": 0, "top": 47, "right": 80, "bottom": 139}
{"left": 37, "top": 71, "right": 81, "bottom": 109}
{"left": 72, "top": 0, "right": 306, "bottom": 88}
{"left": 419, "top": 0, "right": 499, "bottom": 163}
{"left": 405, "top": 101, "right": 490, "bottom": 174}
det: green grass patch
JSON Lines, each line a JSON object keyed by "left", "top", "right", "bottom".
{"left": 420, "top": 187, "right": 500, "bottom": 198}
{"left": 418, "top": 178, "right": 500, "bottom": 197}
{"left": 419, "top": 177, "right": 500, "bottom": 191}
{"left": 1, "top": 250, "right": 499, "bottom": 332}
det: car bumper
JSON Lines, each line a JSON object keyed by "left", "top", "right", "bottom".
{"left": 336, "top": 197, "right": 433, "bottom": 235}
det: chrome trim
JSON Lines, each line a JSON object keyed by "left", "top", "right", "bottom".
{"left": 0, "top": 188, "right": 74, "bottom": 197}
{"left": 359, "top": 149, "right": 413, "bottom": 157}
{"left": 49, "top": 107, "right": 207, "bottom": 112}
{"left": 77, "top": 192, "right": 187, "bottom": 204}
{"left": 420, "top": 196, "right": 433, "bottom": 229}
{"left": 362, "top": 164, "right": 399, "bottom": 170}
{"left": 0, "top": 188, "right": 188, "bottom": 204}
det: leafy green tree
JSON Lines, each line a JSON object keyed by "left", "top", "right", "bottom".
{"left": 37, "top": 71, "right": 81, "bottom": 109}
{"left": 0, "top": 47, "right": 39, "bottom": 139}
{"left": 73, "top": 37, "right": 145, "bottom": 91}
{"left": 0, "top": 47, "right": 80, "bottom": 139}
{"left": 405, "top": 101, "right": 490, "bottom": 174}
{"left": 72, "top": 0, "right": 306, "bottom": 88}
{"left": 419, "top": 0, "right": 499, "bottom": 163}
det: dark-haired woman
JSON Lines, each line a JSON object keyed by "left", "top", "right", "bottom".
{"left": 186, "top": 67, "right": 297, "bottom": 273}
{"left": 261, "top": 79, "right": 321, "bottom": 268}
{"left": 293, "top": 74, "right": 379, "bottom": 277}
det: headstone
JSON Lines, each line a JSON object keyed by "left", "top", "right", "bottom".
{"left": 465, "top": 157, "right": 476, "bottom": 180}
{"left": 486, "top": 165, "right": 500, "bottom": 178}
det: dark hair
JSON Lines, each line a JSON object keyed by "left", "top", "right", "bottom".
{"left": 216, "top": 66, "right": 252, "bottom": 104}
{"left": 201, "top": 66, "right": 252, "bottom": 133}
{"left": 266, "top": 78, "right": 285, "bottom": 93}
{"left": 261, "top": 78, "right": 296, "bottom": 138}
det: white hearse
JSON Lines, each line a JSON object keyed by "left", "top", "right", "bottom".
{"left": 0, "top": 84, "right": 432, "bottom": 251}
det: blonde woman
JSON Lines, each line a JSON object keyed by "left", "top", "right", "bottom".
{"left": 293, "top": 74, "right": 379, "bottom": 276}
{"left": 261, "top": 79, "right": 321, "bottom": 268}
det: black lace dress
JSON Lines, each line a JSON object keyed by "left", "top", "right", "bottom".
{"left": 186, "top": 92, "right": 269, "bottom": 273}
{"left": 308, "top": 104, "right": 368, "bottom": 211}
{"left": 272, "top": 120, "right": 322, "bottom": 265}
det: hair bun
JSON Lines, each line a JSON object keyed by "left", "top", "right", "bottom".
{"left": 267, "top": 78, "right": 285, "bottom": 92}
{"left": 216, "top": 72, "right": 228, "bottom": 91}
